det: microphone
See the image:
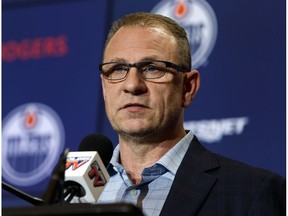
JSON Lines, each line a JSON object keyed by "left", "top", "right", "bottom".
{"left": 64, "top": 133, "right": 114, "bottom": 203}
{"left": 2, "top": 133, "right": 113, "bottom": 206}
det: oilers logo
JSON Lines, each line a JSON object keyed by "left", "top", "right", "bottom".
{"left": 2, "top": 103, "right": 65, "bottom": 186}
{"left": 151, "top": 0, "right": 218, "bottom": 69}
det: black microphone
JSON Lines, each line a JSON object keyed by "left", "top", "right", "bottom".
{"left": 64, "top": 133, "right": 114, "bottom": 203}
{"left": 78, "top": 132, "right": 114, "bottom": 166}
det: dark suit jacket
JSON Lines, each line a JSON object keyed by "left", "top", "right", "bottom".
{"left": 160, "top": 136, "right": 285, "bottom": 216}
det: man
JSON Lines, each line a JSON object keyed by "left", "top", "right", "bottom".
{"left": 97, "top": 12, "right": 285, "bottom": 216}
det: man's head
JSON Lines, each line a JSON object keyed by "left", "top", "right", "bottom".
{"left": 103, "top": 12, "right": 191, "bottom": 72}
{"left": 99, "top": 12, "right": 200, "bottom": 143}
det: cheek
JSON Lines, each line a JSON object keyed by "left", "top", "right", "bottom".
{"left": 102, "top": 84, "right": 115, "bottom": 113}
{"left": 103, "top": 93, "right": 116, "bottom": 124}
{"left": 103, "top": 90, "right": 115, "bottom": 109}
{"left": 154, "top": 86, "right": 182, "bottom": 112}
{"left": 168, "top": 92, "right": 182, "bottom": 108}
{"left": 102, "top": 80, "right": 115, "bottom": 101}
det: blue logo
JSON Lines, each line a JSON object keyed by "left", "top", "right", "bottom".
{"left": 151, "top": 0, "right": 218, "bottom": 69}
{"left": 2, "top": 103, "right": 65, "bottom": 186}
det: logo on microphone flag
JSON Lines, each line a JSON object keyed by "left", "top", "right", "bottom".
{"left": 66, "top": 156, "right": 91, "bottom": 171}
{"left": 88, "top": 161, "right": 107, "bottom": 187}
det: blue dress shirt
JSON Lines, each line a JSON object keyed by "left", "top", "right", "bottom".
{"left": 97, "top": 131, "right": 194, "bottom": 216}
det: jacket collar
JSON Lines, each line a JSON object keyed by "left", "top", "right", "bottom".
{"left": 160, "top": 136, "right": 220, "bottom": 216}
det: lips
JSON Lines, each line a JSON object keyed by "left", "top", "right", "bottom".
{"left": 121, "top": 103, "right": 148, "bottom": 112}
{"left": 123, "top": 103, "right": 145, "bottom": 108}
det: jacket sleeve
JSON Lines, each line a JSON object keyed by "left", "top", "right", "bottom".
{"left": 248, "top": 172, "right": 286, "bottom": 216}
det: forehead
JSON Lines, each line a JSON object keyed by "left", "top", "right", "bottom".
{"left": 104, "top": 26, "right": 177, "bottom": 62}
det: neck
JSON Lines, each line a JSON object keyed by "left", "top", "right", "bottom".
{"left": 118, "top": 130, "right": 186, "bottom": 184}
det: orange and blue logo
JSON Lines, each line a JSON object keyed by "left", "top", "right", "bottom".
{"left": 65, "top": 156, "right": 91, "bottom": 171}
{"left": 151, "top": 0, "right": 218, "bottom": 69}
{"left": 2, "top": 103, "right": 65, "bottom": 186}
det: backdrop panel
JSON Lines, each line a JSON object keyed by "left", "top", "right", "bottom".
{"left": 2, "top": 0, "right": 109, "bottom": 207}
{"left": 2, "top": 0, "right": 285, "bottom": 208}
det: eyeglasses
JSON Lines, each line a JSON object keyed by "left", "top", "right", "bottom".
{"left": 99, "top": 60, "right": 188, "bottom": 81}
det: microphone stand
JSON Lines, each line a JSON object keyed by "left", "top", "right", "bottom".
{"left": 3, "top": 148, "right": 69, "bottom": 206}
{"left": 2, "top": 182, "right": 43, "bottom": 206}
{"left": 42, "top": 148, "right": 69, "bottom": 205}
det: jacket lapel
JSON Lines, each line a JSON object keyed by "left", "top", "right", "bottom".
{"left": 160, "top": 136, "right": 220, "bottom": 216}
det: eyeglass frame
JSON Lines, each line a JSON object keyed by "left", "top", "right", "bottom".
{"left": 98, "top": 60, "right": 189, "bottom": 81}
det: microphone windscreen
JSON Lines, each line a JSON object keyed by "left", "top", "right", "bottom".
{"left": 78, "top": 133, "right": 114, "bottom": 167}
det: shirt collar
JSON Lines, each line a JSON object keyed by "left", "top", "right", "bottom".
{"left": 157, "top": 130, "right": 193, "bottom": 174}
{"left": 107, "top": 131, "right": 194, "bottom": 176}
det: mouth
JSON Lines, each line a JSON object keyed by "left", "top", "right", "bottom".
{"left": 121, "top": 103, "right": 148, "bottom": 112}
{"left": 123, "top": 103, "right": 145, "bottom": 108}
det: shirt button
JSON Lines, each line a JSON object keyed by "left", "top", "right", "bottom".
{"left": 130, "top": 189, "right": 137, "bottom": 196}
{"left": 113, "top": 166, "right": 118, "bottom": 172}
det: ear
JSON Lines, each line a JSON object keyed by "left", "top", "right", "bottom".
{"left": 182, "top": 70, "right": 200, "bottom": 108}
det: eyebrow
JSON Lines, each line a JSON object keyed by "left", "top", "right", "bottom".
{"left": 107, "top": 55, "right": 162, "bottom": 63}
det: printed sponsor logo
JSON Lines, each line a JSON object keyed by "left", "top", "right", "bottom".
{"left": 88, "top": 161, "right": 107, "bottom": 187}
{"left": 184, "top": 117, "right": 249, "bottom": 143}
{"left": 2, "top": 103, "right": 65, "bottom": 186}
{"left": 66, "top": 157, "right": 91, "bottom": 171}
{"left": 2, "top": 35, "right": 68, "bottom": 62}
{"left": 151, "top": 0, "right": 218, "bottom": 69}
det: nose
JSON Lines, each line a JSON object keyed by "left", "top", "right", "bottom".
{"left": 122, "top": 67, "right": 147, "bottom": 95}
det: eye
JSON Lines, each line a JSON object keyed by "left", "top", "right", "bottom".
{"left": 139, "top": 64, "right": 160, "bottom": 73}
{"left": 113, "top": 64, "right": 127, "bottom": 73}
{"left": 146, "top": 65, "right": 158, "bottom": 72}
{"left": 102, "top": 63, "right": 128, "bottom": 79}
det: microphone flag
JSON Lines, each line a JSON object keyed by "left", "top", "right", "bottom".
{"left": 64, "top": 151, "right": 110, "bottom": 203}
